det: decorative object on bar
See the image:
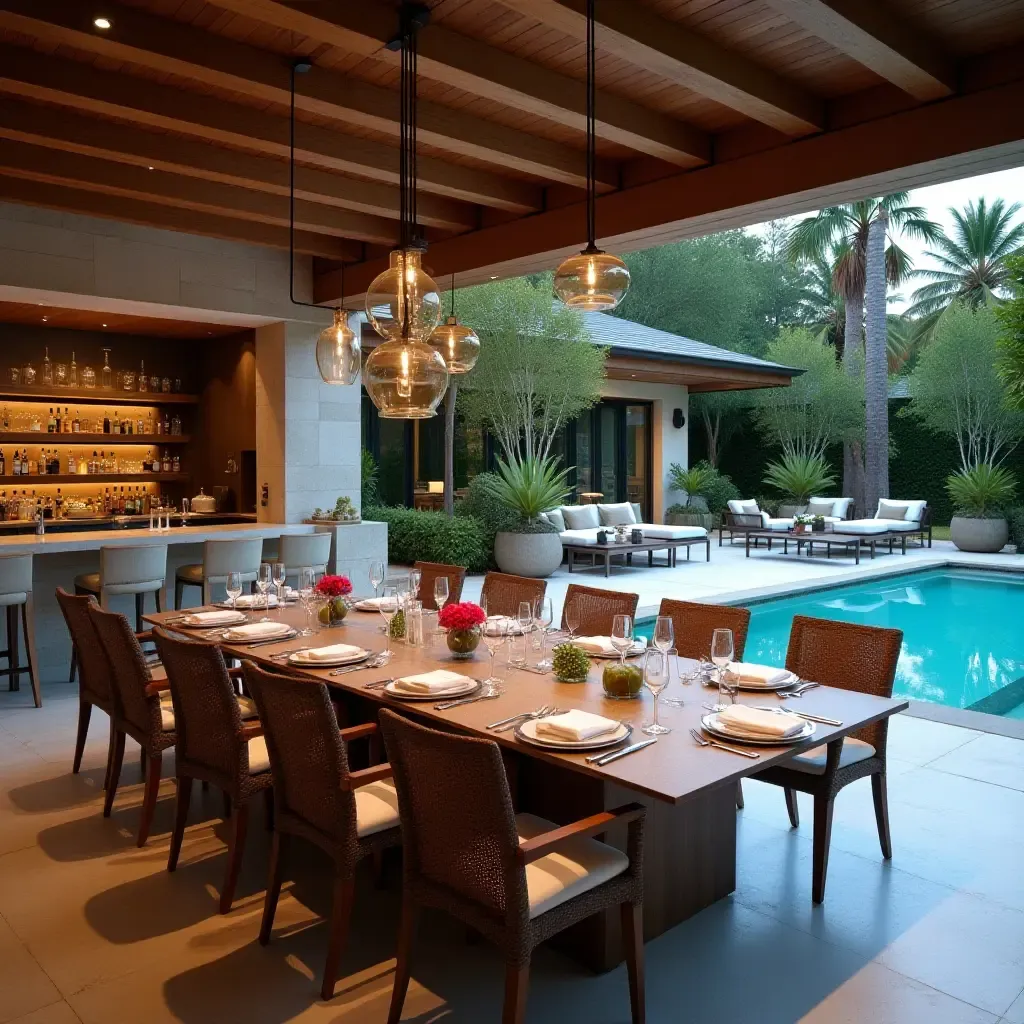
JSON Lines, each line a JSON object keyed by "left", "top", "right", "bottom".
{"left": 316, "top": 307, "right": 361, "bottom": 386}
{"left": 42, "top": 348, "right": 52, "bottom": 386}
{"left": 69, "top": 351, "right": 78, "bottom": 388}
{"left": 314, "top": 573, "right": 352, "bottom": 626}
{"left": 603, "top": 660, "right": 643, "bottom": 699}
{"left": 552, "top": 641, "right": 590, "bottom": 682}
{"left": 438, "top": 600, "right": 485, "bottom": 659}
{"left": 22, "top": 361, "right": 37, "bottom": 386}
{"left": 81, "top": 364, "right": 96, "bottom": 389}
{"left": 552, "top": 0, "right": 630, "bottom": 312}
{"left": 100, "top": 348, "right": 113, "bottom": 389}
{"left": 429, "top": 272, "right": 480, "bottom": 374}
{"left": 363, "top": 3, "right": 448, "bottom": 419}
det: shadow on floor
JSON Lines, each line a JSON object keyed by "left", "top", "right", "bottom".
{"left": 7, "top": 764, "right": 108, "bottom": 814}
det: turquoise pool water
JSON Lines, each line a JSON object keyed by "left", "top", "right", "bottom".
{"left": 637, "top": 569, "right": 1024, "bottom": 714}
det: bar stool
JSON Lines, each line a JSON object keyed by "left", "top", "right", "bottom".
{"left": 273, "top": 533, "right": 332, "bottom": 585}
{"left": 0, "top": 554, "right": 41, "bottom": 708}
{"left": 175, "top": 537, "right": 263, "bottom": 608}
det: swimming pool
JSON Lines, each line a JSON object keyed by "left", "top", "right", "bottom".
{"left": 638, "top": 569, "right": 1024, "bottom": 715}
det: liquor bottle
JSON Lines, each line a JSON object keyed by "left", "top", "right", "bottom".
{"left": 0, "top": 491, "right": 6, "bottom": 520}
{"left": 63, "top": 408, "right": 70, "bottom": 433}
{"left": 103, "top": 487, "right": 111, "bottom": 515}
{"left": 127, "top": 418, "right": 133, "bottom": 436}
{"left": 145, "top": 413, "right": 153, "bottom": 435}
{"left": 55, "top": 489, "right": 63, "bottom": 518}
{"left": 67, "top": 451, "right": 75, "bottom": 475}
{"left": 48, "top": 408, "right": 55, "bottom": 434}
{"left": 112, "top": 410, "right": 120, "bottom": 434}
{"left": 0, "top": 450, "right": 4, "bottom": 476}
{"left": 90, "top": 451, "right": 98, "bottom": 475}
{"left": 139, "top": 360, "right": 147, "bottom": 392}
{"left": 51, "top": 450, "right": 59, "bottom": 475}
{"left": 103, "top": 411, "right": 111, "bottom": 433}
{"left": 55, "top": 408, "right": 62, "bottom": 433}
{"left": 172, "top": 453, "right": 181, "bottom": 473}
{"left": 1, "top": 406, "right": 8, "bottom": 430}
{"left": 73, "top": 410, "right": 80, "bottom": 433}
{"left": 162, "top": 449, "right": 171, "bottom": 473}
{"left": 118, "top": 487, "right": 126, "bottom": 514}
{"left": 12, "top": 450, "right": 19, "bottom": 476}
{"left": 27, "top": 452, "right": 37, "bottom": 475}
{"left": 136, "top": 417, "right": 143, "bottom": 435}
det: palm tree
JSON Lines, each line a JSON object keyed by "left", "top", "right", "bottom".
{"left": 795, "top": 250, "right": 845, "bottom": 353}
{"left": 908, "top": 198, "right": 1024, "bottom": 330}
{"left": 788, "top": 194, "right": 940, "bottom": 508}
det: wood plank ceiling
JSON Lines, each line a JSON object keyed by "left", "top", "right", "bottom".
{"left": 0, "top": 0, "right": 1021, "bottom": 304}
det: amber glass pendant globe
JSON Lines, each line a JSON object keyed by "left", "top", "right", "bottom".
{"left": 365, "top": 249, "right": 442, "bottom": 345}
{"left": 553, "top": 246, "right": 631, "bottom": 312}
{"left": 364, "top": 339, "right": 449, "bottom": 419}
{"left": 315, "top": 309, "right": 361, "bottom": 385}
{"left": 429, "top": 315, "right": 480, "bottom": 374}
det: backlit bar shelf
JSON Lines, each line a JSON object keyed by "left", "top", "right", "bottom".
{"left": 0, "top": 433, "right": 191, "bottom": 445}
{"left": 0, "top": 386, "right": 198, "bottom": 405}
{"left": 0, "top": 473, "right": 190, "bottom": 485}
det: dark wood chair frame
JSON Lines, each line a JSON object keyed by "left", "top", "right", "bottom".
{"left": 561, "top": 584, "right": 639, "bottom": 636}
{"left": 412, "top": 560, "right": 467, "bottom": 611}
{"left": 479, "top": 572, "right": 547, "bottom": 619}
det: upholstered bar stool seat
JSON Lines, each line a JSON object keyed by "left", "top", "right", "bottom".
{"left": 174, "top": 537, "right": 263, "bottom": 608}
{"left": 271, "top": 533, "right": 332, "bottom": 585}
{"left": 0, "top": 554, "right": 40, "bottom": 707}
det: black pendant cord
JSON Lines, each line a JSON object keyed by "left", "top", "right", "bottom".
{"left": 398, "top": 7, "right": 422, "bottom": 340}
{"left": 585, "top": 0, "right": 596, "bottom": 250}
{"left": 449, "top": 271, "right": 456, "bottom": 318}
{"left": 288, "top": 58, "right": 343, "bottom": 313}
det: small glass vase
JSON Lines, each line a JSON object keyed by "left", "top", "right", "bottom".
{"left": 447, "top": 627, "right": 480, "bottom": 659}
{"left": 318, "top": 596, "right": 350, "bottom": 627}
{"left": 602, "top": 662, "right": 643, "bottom": 700}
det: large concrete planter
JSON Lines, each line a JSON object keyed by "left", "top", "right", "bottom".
{"left": 667, "top": 511, "right": 713, "bottom": 531}
{"left": 494, "top": 530, "right": 563, "bottom": 578}
{"left": 949, "top": 516, "right": 1009, "bottom": 553}
{"left": 778, "top": 503, "right": 808, "bottom": 518}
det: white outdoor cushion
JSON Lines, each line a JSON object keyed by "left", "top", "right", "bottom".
{"left": 805, "top": 498, "right": 836, "bottom": 517}
{"left": 876, "top": 499, "right": 911, "bottom": 521}
{"left": 597, "top": 502, "right": 636, "bottom": 527}
{"left": 786, "top": 737, "right": 875, "bottom": 775}
{"left": 830, "top": 497, "right": 854, "bottom": 519}
{"left": 635, "top": 524, "right": 706, "bottom": 540}
{"left": 875, "top": 518, "right": 920, "bottom": 532}
{"left": 902, "top": 500, "right": 927, "bottom": 523}
{"left": 561, "top": 505, "right": 601, "bottom": 530}
{"left": 354, "top": 779, "right": 401, "bottom": 837}
{"left": 545, "top": 509, "right": 566, "bottom": 533}
{"left": 832, "top": 520, "right": 889, "bottom": 535}
{"left": 764, "top": 517, "right": 794, "bottom": 532}
{"left": 728, "top": 499, "right": 759, "bottom": 516}
{"left": 560, "top": 528, "right": 602, "bottom": 545}
{"left": 247, "top": 735, "right": 270, "bottom": 774}
{"left": 516, "top": 812, "right": 629, "bottom": 919}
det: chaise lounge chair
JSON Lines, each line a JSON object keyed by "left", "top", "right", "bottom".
{"left": 720, "top": 497, "right": 855, "bottom": 547}
{"left": 831, "top": 500, "right": 931, "bottom": 554}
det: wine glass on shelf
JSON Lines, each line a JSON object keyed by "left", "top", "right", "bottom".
{"left": 611, "top": 614, "right": 634, "bottom": 665}
{"left": 100, "top": 349, "right": 112, "bottom": 390}
{"left": 653, "top": 615, "right": 675, "bottom": 654}
{"left": 272, "top": 562, "right": 287, "bottom": 619}
{"left": 378, "top": 585, "right": 399, "bottom": 663}
{"left": 711, "top": 628, "right": 736, "bottom": 710}
{"left": 256, "top": 563, "right": 273, "bottom": 621}
{"left": 298, "top": 567, "right": 315, "bottom": 635}
{"left": 369, "top": 560, "right": 385, "bottom": 599}
{"left": 642, "top": 649, "right": 672, "bottom": 736}
{"left": 433, "top": 575, "right": 449, "bottom": 613}
{"left": 225, "top": 572, "right": 242, "bottom": 614}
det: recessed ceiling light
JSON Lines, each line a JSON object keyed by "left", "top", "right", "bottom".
{"left": 489, "top": 275, "right": 498, "bottom": 280}
{"left": 102, "top": 323, "right": 107, "bottom": 328}
{"left": 41, "top": 316, "right": 48, "bottom": 321}
{"left": 94, "top": 16, "right": 111, "bottom": 29}
{"left": 147, "top": 166, "right": 154, "bottom": 170}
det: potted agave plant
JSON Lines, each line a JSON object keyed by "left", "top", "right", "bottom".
{"left": 485, "top": 455, "right": 570, "bottom": 578}
{"left": 947, "top": 464, "right": 1016, "bottom": 553}
{"left": 763, "top": 452, "right": 836, "bottom": 518}
{"left": 666, "top": 462, "right": 714, "bottom": 531}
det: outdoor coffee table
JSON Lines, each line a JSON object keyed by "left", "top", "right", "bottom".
{"left": 565, "top": 534, "right": 710, "bottom": 576}
{"left": 743, "top": 526, "right": 862, "bottom": 563}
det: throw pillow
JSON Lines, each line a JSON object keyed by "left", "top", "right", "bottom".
{"left": 876, "top": 499, "right": 910, "bottom": 521}
{"left": 561, "top": 504, "right": 600, "bottom": 530}
{"left": 545, "top": 508, "right": 566, "bottom": 532}
{"left": 806, "top": 498, "right": 836, "bottom": 517}
{"left": 903, "top": 500, "right": 927, "bottom": 523}
{"left": 598, "top": 502, "right": 637, "bottom": 527}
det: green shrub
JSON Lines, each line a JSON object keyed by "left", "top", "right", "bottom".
{"left": 455, "top": 472, "right": 517, "bottom": 562}
{"left": 363, "top": 505, "right": 488, "bottom": 572}
{"left": 1008, "top": 507, "right": 1024, "bottom": 553}
{"left": 945, "top": 464, "right": 1017, "bottom": 519}
{"left": 668, "top": 462, "right": 715, "bottom": 506}
{"left": 361, "top": 448, "right": 380, "bottom": 508}
{"left": 697, "top": 462, "right": 740, "bottom": 516}
{"left": 763, "top": 452, "right": 836, "bottom": 503}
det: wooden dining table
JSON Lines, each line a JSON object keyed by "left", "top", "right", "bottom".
{"left": 146, "top": 603, "right": 908, "bottom": 972}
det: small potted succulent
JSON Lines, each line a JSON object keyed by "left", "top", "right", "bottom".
{"left": 310, "top": 495, "right": 361, "bottom": 523}
{"left": 793, "top": 514, "right": 813, "bottom": 535}
{"left": 315, "top": 574, "right": 353, "bottom": 626}
{"left": 552, "top": 642, "right": 591, "bottom": 683}
{"left": 438, "top": 601, "right": 486, "bottom": 658}
{"left": 812, "top": 514, "right": 826, "bottom": 533}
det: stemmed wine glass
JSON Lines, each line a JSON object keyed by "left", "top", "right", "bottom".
{"left": 272, "top": 562, "right": 286, "bottom": 618}
{"left": 378, "top": 586, "right": 399, "bottom": 663}
{"left": 653, "top": 615, "right": 675, "bottom": 654}
{"left": 298, "top": 567, "right": 315, "bottom": 635}
{"left": 369, "top": 560, "right": 385, "bottom": 599}
{"left": 510, "top": 600, "right": 533, "bottom": 667}
{"left": 564, "top": 602, "right": 580, "bottom": 642}
{"left": 408, "top": 568, "right": 422, "bottom": 603}
{"left": 642, "top": 649, "right": 672, "bottom": 736}
{"left": 533, "top": 596, "right": 554, "bottom": 670}
{"left": 481, "top": 600, "right": 508, "bottom": 690}
{"left": 433, "top": 576, "right": 449, "bottom": 613}
{"left": 711, "top": 628, "right": 736, "bottom": 710}
{"left": 225, "top": 572, "right": 242, "bottom": 614}
{"left": 611, "top": 614, "right": 634, "bottom": 665}
{"left": 256, "top": 564, "right": 273, "bottom": 621}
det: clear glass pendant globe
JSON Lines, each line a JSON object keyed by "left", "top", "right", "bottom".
{"left": 553, "top": 248, "right": 631, "bottom": 311}
{"left": 365, "top": 249, "right": 442, "bottom": 344}
{"left": 364, "top": 339, "right": 449, "bottom": 419}
{"left": 429, "top": 316, "right": 480, "bottom": 374}
{"left": 315, "top": 309, "right": 361, "bottom": 385}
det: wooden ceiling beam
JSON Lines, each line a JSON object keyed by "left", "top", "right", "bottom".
{"left": 0, "top": 0, "right": 612, "bottom": 191}
{"left": 764, "top": 0, "right": 954, "bottom": 101}
{"left": 0, "top": 177, "right": 359, "bottom": 261}
{"left": 207, "top": 0, "right": 711, "bottom": 166}
{"left": 0, "top": 96, "right": 473, "bottom": 233}
{"left": 317, "top": 74, "right": 1024, "bottom": 301}
{"left": 0, "top": 45, "right": 537, "bottom": 213}
{"left": 496, "top": 0, "right": 822, "bottom": 136}
{"left": 0, "top": 139, "right": 400, "bottom": 246}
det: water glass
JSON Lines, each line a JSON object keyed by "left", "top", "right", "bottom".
{"left": 510, "top": 600, "right": 532, "bottom": 667}
{"left": 481, "top": 614, "right": 508, "bottom": 690}
{"left": 712, "top": 628, "right": 736, "bottom": 707}
{"left": 642, "top": 649, "right": 672, "bottom": 736}
{"left": 369, "top": 560, "right": 385, "bottom": 598}
{"left": 653, "top": 615, "right": 675, "bottom": 653}
{"left": 433, "top": 576, "right": 449, "bottom": 612}
{"left": 378, "top": 585, "right": 399, "bottom": 662}
{"left": 611, "top": 614, "right": 633, "bottom": 664}
{"left": 298, "top": 566, "right": 315, "bottom": 635}
{"left": 405, "top": 599, "right": 423, "bottom": 647}
{"left": 272, "top": 562, "right": 286, "bottom": 617}
{"left": 256, "top": 563, "right": 273, "bottom": 621}
{"left": 533, "top": 596, "right": 554, "bottom": 669}
{"left": 408, "top": 568, "right": 422, "bottom": 603}
{"left": 225, "top": 571, "right": 243, "bottom": 612}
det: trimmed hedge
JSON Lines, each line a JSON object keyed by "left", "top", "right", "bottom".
{"left": 363, "top": 505, "right": 489, "bottom": 573}
{"left": 454, "top": 472, "right": 517, "bottom": 568}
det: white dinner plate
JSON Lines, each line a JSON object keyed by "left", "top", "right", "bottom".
{"left": 179, "top": 610, "right": 246, "bottom": 627}
{"left": 514, "top": 717, "right": 632, "bottom": 752}
{"left": 384, "top": 678, "right": 480, "bottom": 701}
{"left": 287, "top": 647, "right": 371, "bottom": 668}
{"left": 583, "top": 641, "right": 648, "bottom": 660}
{"left": 700, "top": 712, "right": 815, "bottom": 746}
{"left": 729, "top": 669, "right": 799, "bottom": 692}
{"left": 222, "top": 625, "right": 297, "bottom": 644}
{"left": 353, "top": 600, "right": 383, "bottom": 612}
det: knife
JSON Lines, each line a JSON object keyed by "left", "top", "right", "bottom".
{"left": 756, "top": 706, "right": 842, "bottom": 727}
{"left": 586, "top": 738, "right": 658, "bottom": 766}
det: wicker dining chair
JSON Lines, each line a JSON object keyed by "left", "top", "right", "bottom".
{"left": 378, "top": 709, "right": 647, "bottom": 1024}
{"left": 412, "top": 560, "right": 467, "bottom": 611}
{"left": 752, "top": 615, "right": 902, "bottom": 903}
{"left": 87, "top": 602, "right": 175, "bottom": 847}
{"left": 561, "top": 584, "right": 639, "bottom": 635}
{"left": 151, "top": 628, "right": 271, "bottom": 913}
{"left": 479, "top": 572, "right": 547, "bottom": 619}
{"left": 56, "top": 588, "right": 117, "bottom": 782}
{"left": 241, "top": 660, "right": 402, "bottom": 1001}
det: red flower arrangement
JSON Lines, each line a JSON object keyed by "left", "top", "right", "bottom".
{"left": 314, "top": 574, "right": 353, "bottom": 598}
{"left": 438, "top": 601, "right": 486, "bottom": 631}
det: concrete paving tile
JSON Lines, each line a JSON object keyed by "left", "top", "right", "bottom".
{"left": 6, "top": 1003, "right": 81, "bottom": 1024}
{"left": 1003, "top": 985, "right": 1024, "bottom": 1024}
{"left": 0, "top": 915, "right": 61, "bottom": 1024}
{"left": 928, "top": 734, "right": 1024, "bottom": 792}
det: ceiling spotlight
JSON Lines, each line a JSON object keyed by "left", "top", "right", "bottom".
{"left": 41, "top": 316, "right": 48, "bottom": 321}
{"left": 489, "top": 275, "right": 498, "bottom": 280}
{"left": 102, "top": 323, "right": 107, "bottom": 328}
{"left": 147, "top": 166, "right": 154, "bottom": 171}
{"left": 93, "top": 16, "right": 111, "bottom": 29}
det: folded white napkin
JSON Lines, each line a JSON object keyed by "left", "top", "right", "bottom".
{"left": 726, "top": 662, "right": 790, "bottom": 686}
{"left": 298, "top": 643, "right": 364, "bottom": 663}
{"left": 355, "top": 596, "right": 384, "bottom": 610}
{"left": 223, "top": 621, "right": 292, "bottom": 641}
{"left": 535, "top": 709, "right": 619, "bottom": 742}
{"left": 715, "top": 705, "right": 805, "bottom": 738}
{"left": 573, "top": 635, "right": 647, "bottom": 656}
{"left": 393, "top": 669, "right": 471, "bottom": 694}
{"left": 229, "top": 593, "right": 279, "bottom": 609}
{"left": 183, "top": 609, "right": 244, "bottom": 626}
{"left": 485, "top": 615, "right": 526, "bottom": 635}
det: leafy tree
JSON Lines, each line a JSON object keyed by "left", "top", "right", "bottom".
{"left": 996, "top": 253, "right": 1024, "bottom": 410}
{"left": 456, "top": 277, "right": 605, "bottom": 462}
{"left": 909, "top": 198, "right": 1024, "bottom": 329}
{"left": 750, "top": 327, "right": 862, "bottom": 461}
{"left": 905, "top": 303, "right": 1024, "bottom": 471}
{"left": 689, "top": 390, "right": 750, "bottom": 469}
{"left": 794, "top": 249, "right": 845, "bottom": 351}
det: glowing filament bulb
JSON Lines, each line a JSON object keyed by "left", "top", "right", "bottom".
{"left": 397, "top": 347, "right": 412, "bottom": 398}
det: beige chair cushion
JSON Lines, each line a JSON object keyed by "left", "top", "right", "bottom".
{"left": 561, "top": 504, "right": 601, "bottom": 530}
{"left": 175, "top": 563, "right": 204, "bottom": 584}
{"left": 597, "top": 502, "right": 637, "bottom": 527}
{"left": 74, "top": 572, "right": 101, "bottom": 594}
{"left": 786, "top": 737, "right": 875, "bottom": 775}
{"left": 248, "top": 735, "right": 270, "bottom": 774}
{"left": 516, "top": 812, "right": 630, "bottom": 919}
{"left": 161, "top": 694, "right": 260, "bottom": 732}
{"left": 354, "top": 780, "right": 400, "bottom": 837}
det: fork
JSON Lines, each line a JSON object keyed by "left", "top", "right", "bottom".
{"left": 331, "top": 654, "right": 387, "bottom": 677}
{"left": 777, "top": 680, "right": 819, "bottom": 699}
{"left": 435, "top": 685, "right": 498, "bottom": 711}
{"left": 689, "top": 727, "right": 760, "bottom": 759}
{"left": 270, "top": 645, "right": 316, "bottom": 660}
{"left": 489, "top": 706, "right": 559, "bottom": 733}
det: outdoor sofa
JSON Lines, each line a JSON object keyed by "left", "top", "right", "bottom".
{"left": 719, "top": 497, "right": 855, "bottom": 546}
{"left": 831, "top": 500, "right": 932, "bottom": 553}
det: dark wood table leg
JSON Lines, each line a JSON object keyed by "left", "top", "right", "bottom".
{"left": 568, "top": 548, "right": 575, "bottom": 572}
{"left": 605, "top": 552, "right": 611, "bottom": 578}
{"left": 648, "top": 550, "right": 654, "bottom": 567}
{"left": 745, "top": 533, "right": 751, "bottom": 558}
{"left": 8, "top": 605, "right": 20, "bottom": 692}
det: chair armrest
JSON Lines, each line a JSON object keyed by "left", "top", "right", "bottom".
{"left": 515, "top": 803, "right": 645, "bottom": 865}
{"left": 144, "top": 679, "right": 171, "bottom": 696}
{"left": 238, "top": 721, "right": 263, "bottom": 741}
{"left": 136, "top": 629, "right": 154, "bottom": 643}
{"left": 227, "top": 666, "right": 244, "bottom": 679}
{"left": 339, "top": 722, "right": 379, "bottom": 744}
{"left": 341, "top": 762, "right": 393, "bottom": 789}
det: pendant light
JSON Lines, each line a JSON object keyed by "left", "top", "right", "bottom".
{"left": 364, "top": 3, "right": 448, "bottom": 419}
{"left": 429, "top": 273, "right": 480, "bottom": 373}
{"left": 553, "top": 0, "right": 630, "bottom": 312}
